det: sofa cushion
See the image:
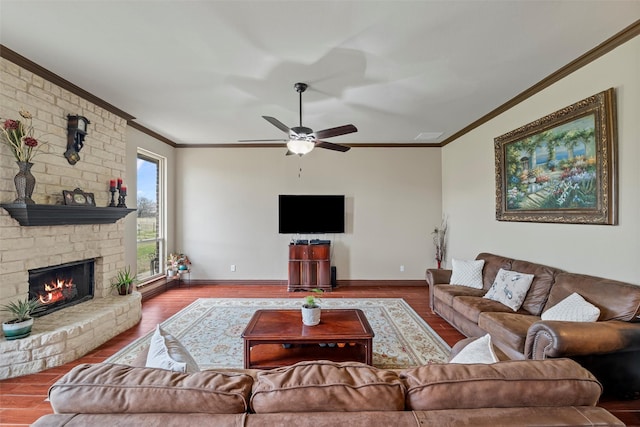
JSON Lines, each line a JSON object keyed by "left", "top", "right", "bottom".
{"left": 450, "top": 259, "right": 485, "bottom": 289}
{"left": 401, "top": 359, "right": 602, "bottom": 410}
{"left": 476, "top": 253, "right": 513, "bottom": 289}
{"left": 511, "top": 260, "right": 563, "bottom": 316}
{"left": 146, "top": 325, "right": 200, "bottom": 373}
{"left": 48, "top": 363, "right": 253, "bottom": 414}
{"left": 545, "top": 273, "right": 640, "bottom": 322}
{"left": 250, "top": 360, "right": 405, "bottom": 413}
{"left": 483, "top": 269, "right": 534, "bottom": 312}
{"left": 541, "top": 292, "right": 601, "bottom": 322}
{"left": 452, "top": 295, "right": 516, "bottom": 324}
{"left": 449, "top": 334, "right": 498, "bottom": 364}
{"left": 433, "top": 284, "right": 486, "bottom": 307}
{"left": 478, "top": 312, "right": 540, "bottom": 357}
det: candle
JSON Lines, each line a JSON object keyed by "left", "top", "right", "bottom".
{"left": 120, "top": 185, "right": 127, "bottom": 196}
{"left": 117, "top": 177, "right": 123, "bottom": 189}
{"left": 109, "top": 179, "right": 116, "bottom": 190}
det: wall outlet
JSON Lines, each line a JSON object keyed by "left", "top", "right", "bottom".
{"left": 400, "top": 265, "right": 405, "bottom": 272}
{"left": 230, "top": 264, "right": 236, "bottom": 272}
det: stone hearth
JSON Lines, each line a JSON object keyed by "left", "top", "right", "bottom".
{"left": 0, "top": 293, "right": 141, "bottom": 379}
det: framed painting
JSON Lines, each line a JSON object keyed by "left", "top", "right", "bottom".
{"left": 494, "top": 88, "right": 617, "bottom": 225}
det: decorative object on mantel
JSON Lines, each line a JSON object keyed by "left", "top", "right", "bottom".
{"left": 63, "top": 188, "right": 96, "bottom": 206}
{"left": 1, "top": 109, "right": 48, "bottom": 204}
{"left": 117, "top": 184, "right": 128, "bottom": 208}
{"left": 1, "top": 297, "right": 43, "bottom": 340}
{"left": 0, "top": 204, "right": 135, "bottom": 226}
{"left": 64, "top": 114, "right": 90, "bottom": 165}
{"left": 108, "top": 177, "right": 128, "bottom": 208}
{"left": 431, "top": 217, "right": 448, "bottom": 269}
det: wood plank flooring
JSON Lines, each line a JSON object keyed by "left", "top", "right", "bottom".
{"left": 0, "top": 284, "right": 638, "bottom": 426}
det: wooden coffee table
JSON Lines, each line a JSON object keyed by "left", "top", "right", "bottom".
{"left": 241, "top": 309, "right": 374, "bottom": 369}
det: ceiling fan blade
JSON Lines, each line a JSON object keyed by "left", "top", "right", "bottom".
{"left": 237, "top": 138, "right": 287, "bottom": 142}
{"left": 262, "top": 116, "right": 291, "bottom": 134}
{"left": 315, "top": 140, "right": 351, "bottom": 152}
{"left": 314, "top": 124, "right": 357, "bottom": 140}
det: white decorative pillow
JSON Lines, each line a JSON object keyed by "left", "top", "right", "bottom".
{"left": 449, "top": 334, "right": 498, "bottom": 364}
{"left": 145, "top": 325, "right": 200, "bottom": 373}
{"left": 449, "top": 259, "right": 485, "bottom": 289}
{"left": 483, "top": 268, "right": 534, "bottom": 311}
{"left": 541, "top": 292, "right": 600, "bottom": 322}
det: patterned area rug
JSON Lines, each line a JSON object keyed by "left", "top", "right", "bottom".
{"left": 105, "top": 298, "right": 451, "bottom": 369}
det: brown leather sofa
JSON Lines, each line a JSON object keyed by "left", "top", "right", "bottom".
{"left": 427, "top": 252, "right": 640, "bottom": 398}
{"left": 33, "top": 358, "right": 623, "bottom": 426}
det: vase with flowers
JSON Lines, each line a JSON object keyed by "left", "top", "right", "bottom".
{"left": 431, "top": 217, "right": 448, "bottom": 269}
{"left": 1, "top": 109, "right": 47, "bottom": 204}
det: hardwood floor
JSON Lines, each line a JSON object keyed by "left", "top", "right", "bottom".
{"left": 1, "top": 284, "right": 638, "bottom": 426}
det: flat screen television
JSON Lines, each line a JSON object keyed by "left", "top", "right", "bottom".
{"left": 278, "top": 195, "right": 345, "bottom": 234}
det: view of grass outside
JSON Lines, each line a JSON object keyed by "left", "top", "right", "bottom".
{"left": 136, "top": 154, "right": 162, "bottom": 281}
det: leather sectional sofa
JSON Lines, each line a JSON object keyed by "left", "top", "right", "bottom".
{"left": 33, "top": 357, "right": 623, "bottom": 426}
{"left": 426, "top": 252, "right": 640, "bottom": 398}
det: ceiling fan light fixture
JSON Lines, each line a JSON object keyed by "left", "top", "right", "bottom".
{"left": 287, "top": 139, "right": 314, "bottom": 155}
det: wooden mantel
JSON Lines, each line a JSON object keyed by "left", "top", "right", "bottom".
{"left": 0, "top": 204, "right": 136, "bottom": 226}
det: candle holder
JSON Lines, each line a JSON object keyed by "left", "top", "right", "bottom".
{"left": 108, "top": 188, "right": 117, "bottom": 207}
{"left": 117, "top": 189, "right": 127, "bottom": 208}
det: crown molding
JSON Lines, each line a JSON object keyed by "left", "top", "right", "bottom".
{"left": 439, "top": 19, "right": 640, "bottom": 147}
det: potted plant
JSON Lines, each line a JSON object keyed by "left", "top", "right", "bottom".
{"left": 1, "top": 297, "right": 42, "bottom": 340}
{"left": 301, "top": 289, "right": 323, "bottom": 326}
{"left": 110, "top": 266, "right": 137, "bottom": 295}
{"left": 167, "top": 253, "right": 190, "bottom": 276}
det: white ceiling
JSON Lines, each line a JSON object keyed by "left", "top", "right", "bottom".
{"left": 1, "top": 1, "right": 638, "bottom": 147}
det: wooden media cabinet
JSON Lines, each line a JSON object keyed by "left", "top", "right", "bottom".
{"left": 287, "top": 243, "right": 331, "bottom": 291}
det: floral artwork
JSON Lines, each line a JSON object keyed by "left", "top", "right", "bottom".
{"left": 504, "top": 115, "right": 596, "bottom": 210}
{"left": 495, "top": 89, "right": 617, "bottom": 225}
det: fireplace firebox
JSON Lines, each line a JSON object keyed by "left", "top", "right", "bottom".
{"left": 28, "top": 259, "right": 95, "bottom": 317}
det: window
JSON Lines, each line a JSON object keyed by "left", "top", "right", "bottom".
{"left": 136, "top": 149, "right": 166, "bottom": 281}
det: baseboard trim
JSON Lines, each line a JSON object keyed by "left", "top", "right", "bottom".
{"left": 178, "top": 279, "right": 426, "bottom": 287}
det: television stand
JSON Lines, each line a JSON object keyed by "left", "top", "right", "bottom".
{"left": 287, "top": 243, "right": 331, "bottom": 292}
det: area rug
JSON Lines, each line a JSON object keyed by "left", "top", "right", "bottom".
{"left": 105, "top": 298, "right": 451, "bottom": 369}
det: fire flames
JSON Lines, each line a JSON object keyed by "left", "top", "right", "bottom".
{"left": 37, "top": 278, "right": 77, "bottom": 305}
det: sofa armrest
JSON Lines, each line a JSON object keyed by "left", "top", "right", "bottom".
{"left": 426, "top": 268, "right": 452, "bottom": 312}
{"left": 426, "top": 268, "right": 452, "bottom": 287}
{"left": 525, "top": 320, "right": 640, "bottom": 359}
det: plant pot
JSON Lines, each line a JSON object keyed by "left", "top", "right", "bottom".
{"left": 2, "top": 317, "right": 34, "bottom": 340}
{"left": 301, "top": 305, "right": 321, "bottom": 326}
{"left": 117, "top": 284, "right": 132, "bottom": 295}
{"left": 167, "top": 269, "right": 177, "bottom": 277}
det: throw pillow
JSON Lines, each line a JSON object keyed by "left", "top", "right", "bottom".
{"left": 449, "top": 334, "right": 498, "bottom": 364}
{"left": 541, "top": 292, "right": 600, "bottom": 322}
{"left": 145, "top": 325, "right": 200, "bottom": 373}
{"left": 449, "top": 259, "right": 485, "bottom": 289}
{"left": 483, "top": 268, "right": 534, "bottom": 311}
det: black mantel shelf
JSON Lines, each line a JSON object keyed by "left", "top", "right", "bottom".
{"left": 0, "top": 204, "right": 136, "bottom": 226}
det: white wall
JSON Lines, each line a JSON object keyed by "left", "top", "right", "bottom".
{"left": 442, "top": 37, "right": 639, "bottom": 284}
{"left": 174, "top": 147, "right": 442, "bottom": 280}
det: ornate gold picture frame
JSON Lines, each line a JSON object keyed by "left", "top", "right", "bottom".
{"left": 494, "top": 88, "right": 617, "bottom": 225}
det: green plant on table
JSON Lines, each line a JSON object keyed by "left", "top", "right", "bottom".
{"left": 303, "top": 289, "right": 324, "bottom": 308}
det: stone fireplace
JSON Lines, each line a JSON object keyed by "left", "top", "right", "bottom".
{"left": 0, "top": 56, "right": 141, "bottom": 379}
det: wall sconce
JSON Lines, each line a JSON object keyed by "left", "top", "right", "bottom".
{"left": 65, "top": 115, "right": 90, "bottom": 165}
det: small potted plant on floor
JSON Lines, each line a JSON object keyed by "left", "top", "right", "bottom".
{"left": 110, "top": 265, "right": 137, "bottom": 295}
{"left": 301, "top": 288, "right": 324, "bottom": 326}
{"left": 1, "top": 297, "right": 42, "bottom": 340}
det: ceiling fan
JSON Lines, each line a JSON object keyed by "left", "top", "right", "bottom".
{"left": 239, "top": 82, "right": 357, "bottom": 156}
